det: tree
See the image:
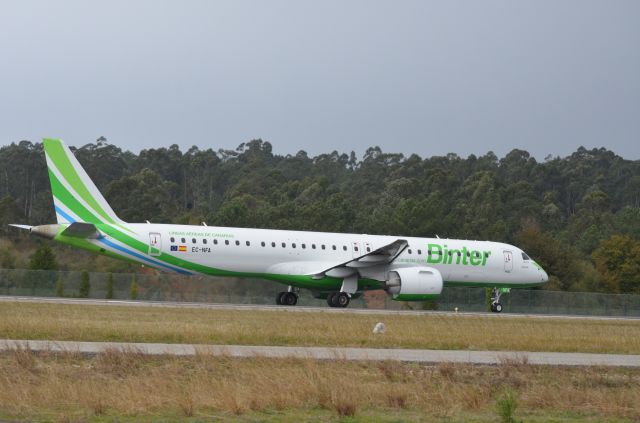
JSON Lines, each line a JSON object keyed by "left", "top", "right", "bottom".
{"left": 29, "top": 242, "right": 57, "bottom": 270}
{"left": 592, "top": 235, "right": 640, "bottom": 294}
{"left": 106, "top": 272, "right": 114, "bottom": 299}
{"left": 0, "top": 248, "right": 16, "bottom": 269}
{"left": 79, "top": 271, "right": 90, "bottom": 298}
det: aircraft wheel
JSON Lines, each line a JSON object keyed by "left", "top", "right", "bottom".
{"left": 281, "top": 292, "right": 298, "bottom": 306}
{"left": 276, "top": 292, "right": 286, "bottom": 305}
{"left": 491, "top": 302, "right": 503, "bottom": 313}
{"left": 327, "top": 292, "right": 337, "bottom": 307}
{"left": 335, "top": 292, "right": 350, "bottom": 308}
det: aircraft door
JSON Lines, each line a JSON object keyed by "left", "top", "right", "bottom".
{"left": 352, "top": 241, "right": 361, "bottom": 258}
{"left": 503, "top": 250, "right": 513, "bottom": 273}
{"left": 149, "top": 232, "right": 162, "bottom": 256}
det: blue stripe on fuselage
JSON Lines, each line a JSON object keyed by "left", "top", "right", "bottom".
{"left": 98, "top": 238, "right": 192, "bottom": 275}
{"left": 54, "top": 205, "right": 191, "bottom": 275}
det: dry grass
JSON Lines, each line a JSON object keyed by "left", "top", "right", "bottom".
{"left": 0, "top": 348, "right": 638, "bottom": 422}
{"left": 1, "top": 302, "right": 640, "bottom": 354}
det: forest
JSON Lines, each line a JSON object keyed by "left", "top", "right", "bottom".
{"left": 0, "top": 137, "right": 639, "bottom": 294}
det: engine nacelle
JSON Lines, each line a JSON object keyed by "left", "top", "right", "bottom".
{"left": 386, "top": 266, "right": 443, "bottom": 301}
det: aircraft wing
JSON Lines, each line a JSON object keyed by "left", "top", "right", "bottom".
{"left": 265, "top": 239, "right": 408, "bottom": 279}
{"left": 309, "top": 239, "right": 408, "bottom": 279}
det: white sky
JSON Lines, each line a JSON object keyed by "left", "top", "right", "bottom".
{"left": 0, "top": 0, "right": 638, "bottom": 159}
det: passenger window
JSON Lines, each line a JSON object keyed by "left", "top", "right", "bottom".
{"left": 354, "top": 246, "right": 359, "bottom": 252}
{"left": 332, "top": 245, "right": 336, "bottom": 251}
{"left": 246, "top": 241, "right": 250, "bottom": 246}
{"left": 181, "top": 238, "right": 186, "bottom": 243}
{"left": 322, "top": 245, "right": 326, "bottom": 250}
{"left": 214, "top": 239, "right": 218, "bottom": 245}
{"left": 417, "top": 249, "right": 422, "bottom": 255}
{"left": 192, "top": 238, "right": 196, "bottom": 244}
{"left": 261, "top": 241, "right": 265, "bottom": 247}
{"left": 203, "top": 239, "right": 207, "bottom": 244}
{"left": 235, "top": 240, "right": 240, "bottom": 246}
{"left": 272, "top": 242, "right": 276, "bottom": 247}
{"left": 282, "top": 242, "right": 286, "bottom": 248}
{"left": 292, "top": 243, "right": 296, "bottom": 249}
{"left": 366, "top": 247, "right": 371, "bottom": 252}
{"left": 225, "top": 240, "right": 229, "bottom": 245}
{"left": 302, "top": 244, "right": 306, "bottom": 249}
{"left": 408, "top": 249, "right": 412, "bottom": 254}
{"left": 170, "top": 237, "right": 175, "bottom": 243}
{"left": 312, "top": 244, "right": 316, "bottom": 249}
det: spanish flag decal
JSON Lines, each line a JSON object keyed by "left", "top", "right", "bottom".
{"left": 178, "top": 245, "right": 187, "bottom": 252}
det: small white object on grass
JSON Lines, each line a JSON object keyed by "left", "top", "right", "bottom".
{"left": 372, "top": 322, "right": 386, "bottom": 334}
{"left": 455, "top": 307, "right": 459, "bottom": 313}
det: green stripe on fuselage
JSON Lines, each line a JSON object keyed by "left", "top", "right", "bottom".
{"left": 50, "top": 169, "right": 366, "bottom": 290}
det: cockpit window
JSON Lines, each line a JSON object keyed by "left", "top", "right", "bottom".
{"left": 522, "top": 252, "right": 531, "bottom": 261}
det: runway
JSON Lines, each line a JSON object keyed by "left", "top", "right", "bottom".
{"left": 2, "top": 339, "right": 639, "bottom": 367}
{"left": 2, "top": 296, "right": 639, "bottom": 367}
{"left": 1, "top": 295, "right": 639, "bottom": 321}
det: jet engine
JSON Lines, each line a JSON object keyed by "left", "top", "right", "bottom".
{"left": 386, "top": 267, "right": 443, "bottom": 301}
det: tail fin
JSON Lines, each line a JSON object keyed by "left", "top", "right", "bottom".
{"left": 43, "top": 138, "right": 125, "bottom": 225}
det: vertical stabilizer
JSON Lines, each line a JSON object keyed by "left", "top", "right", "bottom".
{"left": 43, "top": 138, "right": 125, "bottom": 224}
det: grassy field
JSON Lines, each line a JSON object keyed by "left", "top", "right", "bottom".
{"left": 0, "top": 348, "right": 638, "bottom": 422}
{"left": 1, "top": 302, "right": 640, "bottom": 354}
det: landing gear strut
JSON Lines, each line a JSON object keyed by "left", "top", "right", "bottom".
{"left": 327, "top": 292, "right": 350, "bottom": 308}
{"left": 276, "top": 287, "right": 298, "bottom": 306}
{"left": 490, "top": 287, "right": 507, "bottom": 313}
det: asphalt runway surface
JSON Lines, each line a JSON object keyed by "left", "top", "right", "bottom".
{"left": 1, "top": 295, "right": 639, "bottom": 321}
{"left": 1, "top": 339, "right": 639, "bottom": 367}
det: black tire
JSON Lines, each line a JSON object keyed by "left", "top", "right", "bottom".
{"left": 276, "top": 292, "right": 286, "bottom": 305}
{"left": 327, "top": 292, "right": 337, "bottom": 307}
{"left": 335, "top": 292, "right": 350, "bottom": 308}
{"left": 494, "top": 303, "right": 503, "bottom": 313}
{"left": 282, "top": 292, "right": 298, "bottom": 306}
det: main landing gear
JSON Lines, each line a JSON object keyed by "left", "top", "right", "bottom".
{"left": 276, "top": 287, "right": 298, "bottom": 306}
{"left": 490, "top": 287, "right": 508, "bottom": 313}
{"left": 326, "top": 274, "right": 357, "bottom": 308}
{"left": 327, "top": 292, "right": 350, "bottom": 308}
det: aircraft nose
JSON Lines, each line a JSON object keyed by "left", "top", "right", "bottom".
{"left": 541, "top": 268, "right": 549, "bottom": 283}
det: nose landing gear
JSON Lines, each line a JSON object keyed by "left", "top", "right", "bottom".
{"left": 490, "top": 287, "right": 509, "bottom": 313}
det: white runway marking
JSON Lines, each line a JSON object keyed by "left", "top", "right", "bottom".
{"left": 1, "top": 339, "right": 639, "bottom": 367}
{"left": 0, "top": 295, "right": 638, "bottom": 321}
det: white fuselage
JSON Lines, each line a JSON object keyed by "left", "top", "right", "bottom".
{"left": 128, "top": 223, "right": 548, "bottom": 289}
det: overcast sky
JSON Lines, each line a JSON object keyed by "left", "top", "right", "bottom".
{"left": 0, "top": 1, "right": 638, "bottom": 159}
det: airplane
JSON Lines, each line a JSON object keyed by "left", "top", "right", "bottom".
{"left": 10, "top": 138, "right": 548, "bottom": 312}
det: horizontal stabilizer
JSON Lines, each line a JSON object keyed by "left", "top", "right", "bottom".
{"left": 61, "top": 222, "right": 102, "bottom": 239}
{"left": 8, "top": 224, "right": 33, "bottom": 231}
